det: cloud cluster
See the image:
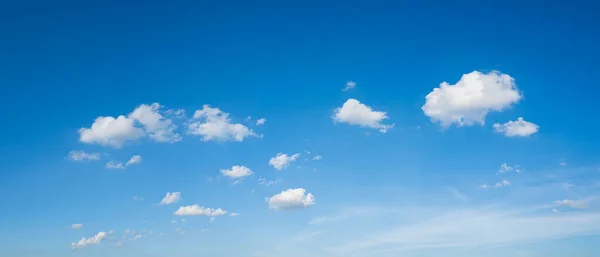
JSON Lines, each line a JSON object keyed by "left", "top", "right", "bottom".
{"left": 71, "top": 232, "right": 107, "bottom": 249}
{"left": 188, "top": 105, "right": 259, "bottom": 142}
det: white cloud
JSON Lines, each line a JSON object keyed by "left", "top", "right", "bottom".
{"left": 132, "top": 195, "right": 144, "bottom": 201}
{"left": 71, "top": 232, "right": 107, "bottom": 249}
{"left": 79, "top": 116, "right": 145, "bottom": 148}
{"left": 210, "top": 217, "right": 215, "bottom": 223}
{"left": 498, "top": 163, "right": 520, "bottom": 173}
{"left": 493, "top": 117, "right": 539, "bottom": 137}
{"left": 175, "top": 228, "right": 186, "bottom": 235}
{"left": 79, "top": 103, "right": 182, "bottom": 148}
{"left": 129, "top": 103, "right": 182, "bottom": 143}
{"left": 188, "top": 105, "right": 259, "bottom": 142}
{"left": 559, "top": 161, "right": 567, "bottom": 166}
{"left": 230, "top": 213, "right": 240, "bottom": 217}
{"left": 220, "top": 165, "right": 253, "bottom": 179}
{"left": 552, "top": 208, "right": 559, "bottom": 213}
{"left": 332, "top": 98, "right": 393, "bottom": 133}
{"left": 256, "top": 118, "right": 267, "bottom": 126}
{"left": 106, "top": 161, "right": 125, "bottom": 169}
{"left": 71, "top": 224, "right": 83, "bottom": 229}
{"left": 132, "top": 234, "right": 142, "bottom": 241}
{"left": 422, "top": 71, "right": 522, "bottom": 127}
{"left": 312, "top": 155, "right": 322, "bottom": 161}
{"left": 343, "top": 81, "right": 357, "bottom": 91}
{"left": 553, "top": 199, "right": 587, "bottom": 209}
{"left": 67, "top": 150, "right": 100, "bottom": 161}
{"left": 267, "top": 188, "right": 315, "bottom": 211}
{"left": 174, "top": 204, "right": 228, "bottom": 216}
{"left": 269, "top": 153, "right": 301, "bottom": 170}
{"left": 481, "top": 179, "right": 511, "bottom": 189}
{"left": 125, "top": 155, "right": 142, "bottom": 166}
{"left": 160, "top": 192, "right": 181, "bottom": 205}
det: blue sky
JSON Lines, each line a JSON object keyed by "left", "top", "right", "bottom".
{"left": 1, "top": 1, "right": 600, "bottom": 256}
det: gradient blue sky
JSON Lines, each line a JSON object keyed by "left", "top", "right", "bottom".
{"left": 1, "top": 1, "right": 600, "bottom": 256}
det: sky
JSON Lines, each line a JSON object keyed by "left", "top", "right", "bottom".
{"left": 1, "top": 1, "right": 600, "bottom": 256}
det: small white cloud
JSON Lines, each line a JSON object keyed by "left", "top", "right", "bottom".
{"left": 498, "top": 163, "right": 520, "bottom": 173}
{"left": 171, "top": 220, "right": 177, "bottom": 224}
{"left": 106, "top": 161, "right": 125, "bottom": 169}
{"left": 267, "top": 188, "right": 315, "bottom": 211}
{"left": 174, "top": 205, "right": 228, "bottom": 217}
{"left": 552, "top": 208, "right": 559, "bottom": 213}
{"left": 493, "top": 117, "right": 539, "bottom": 137}
{"left": 312, "top": 155, "right": 322, "bottom": 161}
{"left": 481, "top": 179, "right": 511, "bottom": 189}
{"left": 342, "top": 81, "right": 357, "bottom": 91}
{"left": 67, "top": 150, "right": 100, "bottom": 161}
{"left": 181, "top": 219, "right": 186, "bottom": 222}
{"left": 220, "top": 165, "right": 254, "bottom": 179}
{"left": 230, "top": 213, "right": 240, "bottom": 217}
{"left": 256, "top": 118, "right": 266, "bottom": 126}
{"left": 332, "top": 98, "right": 393, "bottom": 133}
{"left": 129, "top": 103, "right": 182, "bottom": 143}
{"left": 175, "top": 228, "right": 186, "bottom": 235}
{"left": 132, "top": 195, "right": 144, "bottom": 201}
{"left": 160, "top": 192, "right": 181, "bottom": 205}
{"left": 559, "top": 161, "right": 567, "bottom": 166}
{"left": 422, "top": 71, "right": 521, "bottom": 127}
{"left": 269, "top": 153, "right": 301, "bottom": 170}
{"left": 71, "top": 232, "right": 107, "bottom": 249}
{"left": 258, "top": 178, "right": 281, "bottom": 186}
{"left": 188, "top": 105, "right": 259, "bottom": 142}
{"left": 553, "top": 199, "right": 587, "bottom": 209}
{"left": 125, "top": 155, "right": 142, "bottom": 166}
{"left": 210, "top": 217, "right": 215, "bottom": 223}
{"left": 132, "top": 234, "right": 142, "bottom": 241}
{"left": 71, "top": 224, "right": 83, "bottom": 229}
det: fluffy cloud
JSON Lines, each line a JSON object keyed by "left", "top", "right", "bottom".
{"left": 267, "top": 188, "right": 315, "bottom": 211}
{"left": 79, "top": 103, "right": 181, "bottom": 148}
{"left": 256, "top": 118, "right": 266, "bottom": 126}
{"left": 332, "top": 99, "right": 393, "bottom": 133}
{"left": 79, "top": 116, "right": 145, "bottom": 148}
{"left": 343, "top": 81, "right": 356, "bottom": 91}
{"left": 160, "top": 192, "right": 181, "bottom": 205}
{"left": 553, "top": 199, "right": 587, "bottom": 209}
{"left": 493, "top": 117, "right": 539, "bottom": 137}
{"left": 422, "top": 71, "right": 522, "bottom": 127}
{"left": 71, "top": 224, "right": 83, "bottom": 229}
{"left": 71, "top": 232, "right": 107, "bottom": 249}
{"left": 269, "top": 153, "right": 301, "bottom": 170}
{"left": 481, "top": 179, "right": 511, "bottom": 189}
{"left": 67, "top": 150, "right": 100, "bottom": 161}
{"left": 174, "top": 205, "right": 228, "bottom": 216}
{"left": 126, "top": 155, "right": 142, "bottom": 166}
{"left": 220, "top": 165, "right": 253, "bottom": 179}
{"left": 129, "top": 103, "right": 182, "bottom": 143}
{"left": 188, "top": 105, "right": 259, "bottom": 142}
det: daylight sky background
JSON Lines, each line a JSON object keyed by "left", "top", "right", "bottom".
{"left": 1, "top": 1, "right": 600, "bottom": 257}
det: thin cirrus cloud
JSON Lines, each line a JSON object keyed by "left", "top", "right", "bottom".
{"left": 267, "top": 188, "right": 315, "bottom": 211}
{"left": 79, "top": 103, "right": 181, "bottom": 148}
{"left": 67, "top": 150, "right": 100, "bottom": 161}
{"left": 422, "top": 71, "right": 522, "bottom": 127}
{"left": 269, "top": 153, "right": 301, "bottom": 171}
{"left": 106, "top": 155, "right": 142, "bottom": 169}
{"left": 493, "top": 117, "right": 540, "bottom": 137}
{"left": 187, "top": 104, "right": 260, "bottom": 142}
{"left": 159, "top": 192, "right": 181, "bottom": 205}
{"left": 332, "top": 98, "right": 394, "bottom": 133}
